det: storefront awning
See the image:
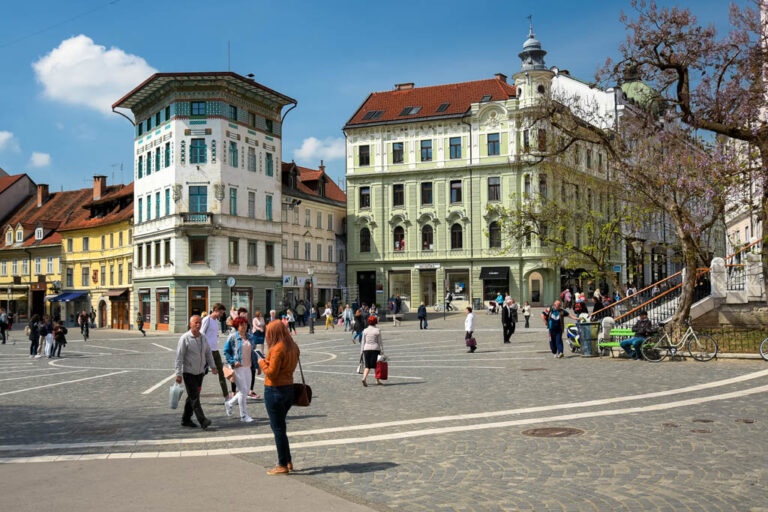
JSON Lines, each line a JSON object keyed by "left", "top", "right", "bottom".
{"left": 48, "top": 291, "right": 88, "bottom": 302}
{"left": 103, "top": 288, "right": 129, "bottom": 298}
{"left": 479, "top": 267, "right": 509, "bottom": 280}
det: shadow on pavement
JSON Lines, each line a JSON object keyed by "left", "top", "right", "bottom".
{"left": 296, "top": 461, "right": 399, "bottom": 475}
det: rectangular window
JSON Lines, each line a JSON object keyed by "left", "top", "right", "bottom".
{"left": 229, "top": 188, "right": 237, "bottom": 216}
{"left": 190, "top": 101, "right": 206, "bottom": 116}
{"left": 421, "top": 182, "right": 433, "bottom": 205}
{"left": 316, "top": 212, "right": 322, "bottom": 229}
{"left": 523, "top": 130, "right": 530, "bottom": 152}
{"left": 328, "top": 213, "right": 333, "bottom": 231}
{"left": 138, "top": 155, "right": 143, "bottom": 179}
{"left": 66, "top": 268, "right": 73, "bottom": 287}
{"left": 488, "top": 177, "right": 501, "bottom": 201}
{"left": 248, "top": 112, "right": 256, "bottom": 128}
{"left": 266, "top": 153, "right": 273, "bottom": 176}
{"left": 165, "top": 189, "right": 170, "bottom": 216}
{"left": 21, "top": 259, "right": 28, "bottom": 275}
{"left": 293, "top": 241, "right": 299, "bottom": 259}
{"left": 265, "top": 195, "right": 273, "bottom": 221}
{"left": 248, "top": 191, "right": 256, "bottom": 218}
{"left": 247, "top": 147, "right": 256, "bottom": 172}
{"left": 228, "top": 104, "right": 237, "bottom": 121}
{"left": 67, "top": 239, "right": 73, "bottom": 252}
{"left": 100, "top": 265, "right": 106, "bottom": 286}
{"left": 146, "top": 195, "right": 151, "bottom": 221}
{"left": 46, "top": 257, "right": 53, "bottom": 274}
{"left": 147, "top": 117, "right": 152, "bottom": 131}
{"left": 118, "top": 264, "right": 123, "bottom": 284}
{"left": 190, "top": 237, "right": 206, "bottom": 263}
{"left": 164, "top": 142, "right": 171, "bottom": 167}
{"left": 229, "top": 141, "right": 238, "bottom": 167}
{"left": 449, "top": 137, "right": 462, "bottom": 159}
{"left": 155, "top": 192, "right": 160, "bottom": 219}
{"left": 282, "top": 240, "right": 287, "bottom": 258}
{"left": 393, "top": 184, "right": 404, "bottom": 207}
{"left": 305, "top": 242, "right": 311, "bottom": 260}
{"left": 317, "top": 243, "right": 322, "bottom": 262}
{"left": 146, "top": 152, "right": 151, "bottom": 175}
{"left": 359, "top": 186, "right": 371, "bottom": 208}
{"left": 164, "top": 239, "right": 171, "bottom": 264}
{"left": 359, "top": 145, "right": 370, "bottom": 166}
{"left": 136, "top": 245, "right": 142, "bottom": 269}
{"left": 538, "top": 128, "right": 547, "bottom": 152}
{"left": 265, "top": 243, "right": 274, "bottom": 267}
{"left": 487, "top": 133, "right": 500, "bottom": 155}
{"left": 34, "top": 257, "right": 41, "bottom": 275}
{"left": 420, "top": 140, "right": 432, "bottom": 161}
{"left": 110, "top": 233, "right": 114, "bottom": 248}
{"left": 82, "top": 237, "right": 89, "bottom": 251}
{"left": 248, "top": 241, "right": 257, "bottom": 266}
{"left": 119, "top": 232, "right": 123, "bottom": 247}
{"left": 11, "top": 260, "right": 17, "bottom": 276}
{"left": 189, "top": 186, "right": 207, "bottom": 213}
{"left": 228, "top": 238, "right": 239, "bottom": 264}
{"left": 82, "top": 266, "right": 90, "bottom": 287}
{"left": 138, "top": 123, "right": 143, "bottom": 136}
{"left": 190, "top": 138, "right": 206, "bottom": 164}
{"left": 392, "top": 142, "right": 404, "bottom": 163}
{"left": 1, "top": 261, "right": 6, "bottom": 277}
{"left": 293, "top": 207, "right": 299, "bottom": 225}
{"left": 128, "top": 266, "right": 132, "bottom": 284}
{"left": 154, "top": 242, "right": 161, "bottom": 266}
{"left": 165, "top": 105, "right": 170, "bottom": 120}
{"left": 109, "top": 265, "right": 114, "bottom": 286}
{"left": 450, "top": 180, "right": 462, "bottom": 203}
{"left": 586, "top": 149, "right": 593, "bottom": 169}
{"left": 101, "top": 235, "right": 105, "bottom": 250}
{"left": 328, "top": 245, "right": 334, "bottom": 262}
{"left": 305, "top": 208, "right": 311, "bottom": 226}
{"left": 265, "top": 119, "right": 274, "bottom": 133}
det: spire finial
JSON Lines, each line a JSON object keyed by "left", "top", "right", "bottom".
{"left": 527, "top": 14, "right": 533, "bottom": 37}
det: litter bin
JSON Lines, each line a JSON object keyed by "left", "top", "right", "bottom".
{"left": 578, "top": 322, "right": 600, "bottom": 357}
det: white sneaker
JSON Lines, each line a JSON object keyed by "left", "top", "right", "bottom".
{"left": 557, "top": 353, "right": 564, "bottom": 358}
{"left": 34, "top": 354, "right": 41, "bottom": 359}
{"left": 241, "top": 415, "right": 254, "bottom": 423}
{"left": 224, "top": 400, "right": 233, "bottom": 417}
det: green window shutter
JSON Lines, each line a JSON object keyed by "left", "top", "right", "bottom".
{"left": 480, "top": 134, "right": 488, "bottom": 157}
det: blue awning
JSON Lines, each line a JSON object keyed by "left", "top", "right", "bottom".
{"left": 47, "top": 291, "right": 88, "bottom": 302}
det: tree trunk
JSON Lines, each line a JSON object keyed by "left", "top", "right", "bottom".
{"left": 670, "top": 233, "right": 699, "bottom": 330}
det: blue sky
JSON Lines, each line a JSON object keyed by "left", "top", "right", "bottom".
{"left": 0, "top": 0, "right": 745, "bottom": 191}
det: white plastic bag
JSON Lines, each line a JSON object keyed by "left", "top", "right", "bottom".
{"left": 169, "top": 382, "right": 184, "bottom": 409}
{"left": 45, "top": 334, "right": 53, "bottom": 357}
{"left": 377, "top": 353, "right": 388, "bottom": 363}
{"left": 356, "top": 354, "right": 364, "bottom": 374}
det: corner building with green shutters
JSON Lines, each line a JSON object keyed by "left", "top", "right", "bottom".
{"left": 343, "top": 29, "right": 620, "bottom": 311}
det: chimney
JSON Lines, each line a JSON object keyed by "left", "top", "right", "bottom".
{"left": 93, "top": 175, "right": 107, "bottom": 200}
{"left": 394, "top": 82, "right": 414, "bottom": 91}
{"left": 319, "top": 160, "right": 325, "bottom": 174}
{"left": 494, "top": 73, "right": 507, "bottom": 83}
{"left": 37, "top": 184, "right": 49, "bottom": 207}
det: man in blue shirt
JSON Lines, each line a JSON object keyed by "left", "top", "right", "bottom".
{"left": 541, "top": 300, "right": 578, "bottom": 358}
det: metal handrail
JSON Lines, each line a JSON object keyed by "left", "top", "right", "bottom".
{"left": 588, "top": 271, "right": 682, "bottom": 320}
{"left": 725, "top": 239, "right": 761, "bottom": 262}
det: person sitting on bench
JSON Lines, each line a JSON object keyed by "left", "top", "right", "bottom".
{"left": 620, "top": 311, "right": 654, "bottom": 360}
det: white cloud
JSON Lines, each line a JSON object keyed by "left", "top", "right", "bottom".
{"left": 32, "top": 35, "right": 157, "bottom": 115}
{"left": 293, "top": 137, "right": 346, "bottom": 163}
{"left": 29, "top": 152, "right": 51, "bottom": 167}
{"left": 0, "top": 131, "right": 20, "bottom": 152}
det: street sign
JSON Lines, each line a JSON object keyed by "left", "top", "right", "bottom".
{"left": 613, "top": 265, "right": 621, "bottom": 273}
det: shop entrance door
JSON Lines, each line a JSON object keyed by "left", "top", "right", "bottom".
{"left": 188, "top": 287, "right": 208, "bottom": 317}
{"left": 420, "top": 271, "right": 436, "bottom": 306}
{"left": 356, "top": 271, "right": 376, "bottom": 306}
{"left": 98, "top": 301, "right": 107, "bottom": 327}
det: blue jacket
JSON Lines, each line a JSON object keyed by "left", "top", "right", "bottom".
{"left": 222, "top": 331, "right": 253, "bottom": 366}
{"left": 417, "top": 305, "right": 427, "bottom": 318}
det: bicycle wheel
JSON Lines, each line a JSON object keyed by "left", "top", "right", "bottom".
{"left": 688, "top": 334, "right": 718, "bottom": 362}
{"left": 758, "top": 337, "right": 768, "bottom": 362}
{"left": 641, "top": 334, "right": 668, "bottom": 362}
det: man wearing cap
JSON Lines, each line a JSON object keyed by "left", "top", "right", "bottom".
{"left": 620, "top": 310, "right": 654, "bottom": 360}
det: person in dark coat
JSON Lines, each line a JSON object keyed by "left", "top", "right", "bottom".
{"left": 28, "top": 314, "right": 41, "bottom": 357}
{"left": 417, "top": 302, "right": 428, "bottom": 329}
{"left": 501, "top": 298, "right": 518, "bottom": 343}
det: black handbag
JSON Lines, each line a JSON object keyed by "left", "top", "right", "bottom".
{"left": 292, "top": 357, "right": 312, "bottom": 407}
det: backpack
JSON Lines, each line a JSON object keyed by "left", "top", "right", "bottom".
{"left": 544, "top": 306, "right": 563, "bottom": 330}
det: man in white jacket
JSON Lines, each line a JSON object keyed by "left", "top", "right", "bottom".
{"left": 464, "top": 307, "right": 476, "bottom": 353}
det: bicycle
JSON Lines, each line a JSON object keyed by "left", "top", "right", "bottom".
{"left": 760, "top": 337, "right": 768, "bottom": 361}
{"left": 640, "top": 321, "right": 718, "bottom": 362}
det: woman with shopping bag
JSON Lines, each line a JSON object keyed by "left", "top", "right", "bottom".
{"left": 360, "top": 316, "right": 384, "bottom": 386}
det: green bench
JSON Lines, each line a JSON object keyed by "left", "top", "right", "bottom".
{"left": 598, "top": 328, "right": 636, "bottom": 357}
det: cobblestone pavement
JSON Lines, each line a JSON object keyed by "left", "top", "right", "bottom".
{"left": 0, "top": 311, "right": 766, "bottom": 511}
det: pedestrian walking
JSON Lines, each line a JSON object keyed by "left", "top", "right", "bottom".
{"left": 501, "top": 298, "right": 518, "bottom": 343}
{"left": 27, "top": 314, "right": 41, "bottom": 358}
{"left": 78, "top": 310, "right": 90, "bottom": 341}
{"left": 522, "top": 301, "right": 531, "bottom": 328}
{"left": 202, "top": 303, "right": 229, "bottom": 401}
{"left": 0, "top": 308, "right": 8, "bottom": 344}
{"left": 465, "top": 307, "right": 476, "bottom": 353}
{"left": 258, "top": 321, "right": 300, "bottom": 475}
{"left": 136, "top": 312, "right": 146, "bottom": 336}
{"left": 541, "top": 300, "right": 578, "bottom": 358}
{"left": 392, "top": 294, "right": 402, "bottom": 327}
{"left": 445, "top": 291, "right": 454, "bottom": 311}
{"left": 295, "top": 301, "right": 306, "bottom": 327}
{"left": 250, "top": 311, "right": 266, "bottom": 399}
{"left": 51, "top": 321, "right": 67, "bottom": 358}
{"left": 174, "top": 315, "right": 217, "bottom": 429}
{"left": 342, "top": 304, "right": 354, "bottom": 331}
{"left": 286, "top": 309, "right": 297, "bottom": 335}
{"left": 323, "top": 304, "right": 335, "bottom": 330}
{"left": 352, "top": 309, "right": 365, "bottom": 344}
{"left": 223, "top": 317, "right": 256, "bottom": 422}
{"left": 417, "top": 301, "right": 428, "bottom": 329}
{"left": 360, "top": 316, "right": 384, "bottom": 386}
{"left": 39, "top": 315, "right": 53, "bottom": 357}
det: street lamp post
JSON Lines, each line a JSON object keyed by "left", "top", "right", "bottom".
{"left": 307, "top": 266, "right": 315, "bottom": 334}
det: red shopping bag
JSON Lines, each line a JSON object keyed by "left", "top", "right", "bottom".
{"left": 375, "top": 361, "right": 388, "bottom": 380}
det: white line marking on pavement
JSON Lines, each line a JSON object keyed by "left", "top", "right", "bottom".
{"left": 302, "top": 351, "right": 338, "bottom": 365}
{"left": 151, "top": 343, "right": 174, "bottom": 352}
{"left": 81, "top": 344, "right": 139, "bottom": 353}
{"left": 2, "top": 382, "right": 766, "bottom": 464}
{"left": 0, "top": 371, "right": 127, "bottom": 397}
{"left": 0, "top": 369, "right": 88, "bottom": 382}
{"left": 142, "top": 373, "right": 178, "bottom": 395}
{"left": 2, "top": 368, "right": 766, "bottom": 453}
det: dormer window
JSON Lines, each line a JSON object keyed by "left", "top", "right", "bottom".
{"left": 16, "top": 229, "right": 23, "bottom": 242}
{"left": 5, "top": 231, "right": 11, "bottom": 245}
{"left": 35, "top": 228, "right": 43, "bottom": 240}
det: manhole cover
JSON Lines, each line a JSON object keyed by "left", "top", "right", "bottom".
{"left": 662, "top": 423, "right": 679, "bottom": 428}
{"left": 520, "top": 368, "right": 548, "bottom": 372}
{"left": 522, "top": 427, "right": 584, "bottom": 438}
{"left": 691, "top": 429, "right": 711, "bottom": 434}
{"left": 736, "top": 418, "right": 755, "bottom": 424}
{"left": 692, "top": 419, "right": 714, "bottom": 423}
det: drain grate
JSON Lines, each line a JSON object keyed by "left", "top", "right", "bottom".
{"left": 520, "top": 368, "right": 548, "bottom": 372}
{"left": 662, "top": 423, "right": 679, "bottom": 428}
{"left": 692, "top": 419, "right": 714, "bottom": 423}
{"left": 522, "top": 427, "right": 584, "bottom": 438}
{"left": 691, "top": 429, "right": 711, "bottom": 434}
{"left": 736, "top": 418, "right": 755, "bottom": 424}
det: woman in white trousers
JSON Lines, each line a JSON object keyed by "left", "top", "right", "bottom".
{"left": 223, "top": 317, "right": 255, "bottom": 423}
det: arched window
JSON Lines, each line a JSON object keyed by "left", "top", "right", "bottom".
{"left": 450, "top": 223, "right": 463, "bottom": 250}
{"left": 489, "top": 222, "right": 501, "bottom": 248}
{"left": 393, "top": 226, "right": 405, "bottom": 251}
{"left": 422, "top": 225, "right": 433, "bottom": 251}
{"left": 360, "top": 228, "right": 371, "bottom": 253}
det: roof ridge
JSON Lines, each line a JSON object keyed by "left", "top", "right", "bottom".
{"left": 369, "top": 77, "right": 512, "bottom": 95}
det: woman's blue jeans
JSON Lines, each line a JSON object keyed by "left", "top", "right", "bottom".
{"left": 264, "top": 385, "right": 294, "bottom": 467}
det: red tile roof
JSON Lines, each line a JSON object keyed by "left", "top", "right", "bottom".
{"left": 84, "top": 182, "right": 133, "bottom": 208}
{"left": 282, "top": 162, "right": 346, "bottom": 204}
{"left": 345, "top": 78, "right": 517, "bottom": 127}
{"left": 0, "top": 174, "right": 27, "bottom": 195}
{"left": 60, "top": 182, "right": 134, "bottom": 231}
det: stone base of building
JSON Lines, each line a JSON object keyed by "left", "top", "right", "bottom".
{"left": 133, "top": 276, "right": 283, "bottom": 333}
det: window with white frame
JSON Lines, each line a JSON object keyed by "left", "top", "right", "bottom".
{"left": 11, "top": 259, "right": 18, "bottom": 275}
{"left": 35, "top": 228, "right": 43, "bottom": 240}
{"left": 47, "top": 257, "right": 53, "bottom": 274}
{"left": 316, "top": 243, "right": 322, "bottom": 262}
{"left": 22, "top": 259, "right": 28, "bottom": 275}
{"left": 34, "top": 257, "right": 41, "bottom": 275}
{"left": 16, "top": 229, "right": 23, "bottom": 242}
{"left": 293, "top": 241, "right": 299, "bottom": 259}
{"left": 328, "top": 245, "right": 333, "bottom": 262}
{"left": 5, "top": 231, "right": 11, "bottom": 245}
{"left": 0, "top": 261, "right": 6, "bottom": 276}
{"left": 328, "top": 214, "right": 333, "bottom": 231}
